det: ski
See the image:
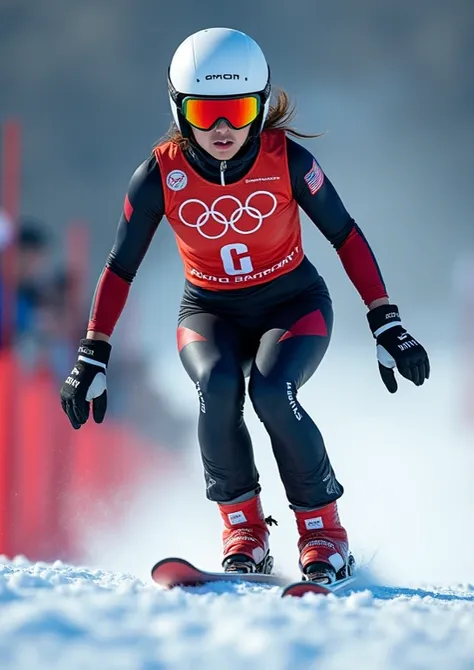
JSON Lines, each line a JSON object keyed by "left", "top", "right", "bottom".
{"left": 281, "top": 573, "right": 359, "bottom": 598}
{"left": 151, "top": 557, "right": 290, "bottom": 589}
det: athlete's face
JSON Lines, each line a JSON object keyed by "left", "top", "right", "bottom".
{"left": 192, "top": 120, "right": 250, "bottom": 160}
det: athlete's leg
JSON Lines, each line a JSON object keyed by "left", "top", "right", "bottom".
{"left": 248, "top": 287, "right": 350, "bottom": 580}
{"left": 248, "top": 287, "right": 342, "bottom": 509}
{"left": 179, "top": 312, "right": 271, "bottom": 572}
{"left": 178, "top": 312, "right": 259, "bottom": 503}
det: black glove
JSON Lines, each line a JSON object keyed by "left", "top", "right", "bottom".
{"left": 367, "top": 304, "right": 430, "bottom": 394}
{"left": 60, "top": 338, "right": 112, "bottom": 429}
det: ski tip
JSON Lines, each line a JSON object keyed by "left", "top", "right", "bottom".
{"left": 281, "top": 581, "right": 331, "bottom": 597}
{"left": 281, "top": 574, "right": 359, "bottom": 598}
{"left": 151, "top": 556, "right": 292, "bottom": 589}
{"left": 150, "top": 557, "right": 194, "bottom": 578}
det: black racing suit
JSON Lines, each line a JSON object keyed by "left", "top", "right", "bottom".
{"left": 89, "top": 136, "right": 387, "bottom": 508}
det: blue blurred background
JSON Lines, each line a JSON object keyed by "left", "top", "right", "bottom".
{"left": 1, "top": 0, "right": 473, "bottom": 585}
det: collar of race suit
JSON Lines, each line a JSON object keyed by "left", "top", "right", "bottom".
{"left": 184, "top": 136, "right": 261, "bottom": 186}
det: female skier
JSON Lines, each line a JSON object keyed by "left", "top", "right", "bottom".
{"left": 60, "top": 27, "right": 430, "bottom": 583}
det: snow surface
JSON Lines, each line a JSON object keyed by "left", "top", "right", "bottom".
{"left": 0, "top": 555, "right": 473, "bottom": 670}
{"left": 4, "top": 346, "right": 472, "bottom": 669}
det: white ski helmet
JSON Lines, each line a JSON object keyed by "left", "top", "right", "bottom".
{"left": 168, "top": 27, "right": 271, "bottom": 138}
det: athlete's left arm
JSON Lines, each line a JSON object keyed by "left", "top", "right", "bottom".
{"left": 287, "top": 137, "right": 388, "bottom": 308}
{"left": 287, "top": 138, "right": 430, "bottom": 392}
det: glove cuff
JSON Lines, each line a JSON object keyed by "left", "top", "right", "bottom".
{"left": 77, "top": 338, "right": 112, "bottom": 368}
{"left": 367, "top": 304, "right": 402, "bottom": 338}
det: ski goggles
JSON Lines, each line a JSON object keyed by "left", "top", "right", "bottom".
{"left": 181, "top": 95, "right": 261, "bottom": 131}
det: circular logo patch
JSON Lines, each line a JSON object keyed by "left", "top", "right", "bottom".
{"left": 166, "top": 170, "right": 188, "bottom": 191}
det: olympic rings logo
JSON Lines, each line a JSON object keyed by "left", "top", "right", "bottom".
{"left": 178, "top": 191, "right": 278, "bottom": 240}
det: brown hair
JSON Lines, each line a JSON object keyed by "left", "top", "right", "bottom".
{"left": 156, "top": 87, "right": 323, "bottom": 150}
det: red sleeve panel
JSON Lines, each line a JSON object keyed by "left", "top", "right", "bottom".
{"left": 86, "top": 154, "right": 164, "bottom": 336}
{"left": 337, "top": 225, "right": 388, "bottom": 306}
{"left": 87, "top": 267, "right": 131, "bottom": 336}
{"left": 286, "top": 138, "right": 389, "bottom": 306}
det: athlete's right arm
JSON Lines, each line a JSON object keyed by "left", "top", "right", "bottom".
{"left": 59, "top": 155, "right": 165, "bottom": 429}
{"left": 87, "top": 154, "right": 165, "bottom": 339}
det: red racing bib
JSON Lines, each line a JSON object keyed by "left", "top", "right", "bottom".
{"left": 154, "top": 129, "right": 303, "bottom": 290}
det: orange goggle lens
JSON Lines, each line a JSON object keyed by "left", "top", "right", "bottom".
{"left": 181, "top": 96, "right": 260, "bottom": 131}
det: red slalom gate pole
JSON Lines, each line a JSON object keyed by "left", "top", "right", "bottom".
{"left": 16, "top": 369, "right": 54, "bottom": 559}
{"left": 49, "top": 221, "right": 90, "bottom": 558}
{"left": 0, "top": 353, "right": 18, "bottom": 556}
{"left": 0, "top": 119, "right": 21, "bottom": 557}
{"left": 1, "top": 119, "right": 20, "bottom": 346}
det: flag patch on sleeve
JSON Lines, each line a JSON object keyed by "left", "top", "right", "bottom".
{"left": 304, "top": 159, "right": 324, "bottom": 195}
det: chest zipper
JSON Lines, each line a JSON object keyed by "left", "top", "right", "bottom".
{"left": 220, "top": 160, "right": 227, "bottom": 186}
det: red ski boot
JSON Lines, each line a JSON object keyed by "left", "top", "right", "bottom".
{"left": 218, "top": 494, "right": 275, "bottom": 574}
{"left": 294, "top": 501, "right": 353, "bottom": 584}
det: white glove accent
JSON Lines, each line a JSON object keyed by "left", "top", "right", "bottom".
{"left": 377, "top": 344, "right": 396, "bottom": 369}
{"left": 372, "top": 321, "right": 402, "bottom": 338}
{"left": 78, "top": 355, "right": 107, "bottom": 369}
{"left": 86, "top": 372, "right": 107, "bottom": 401}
